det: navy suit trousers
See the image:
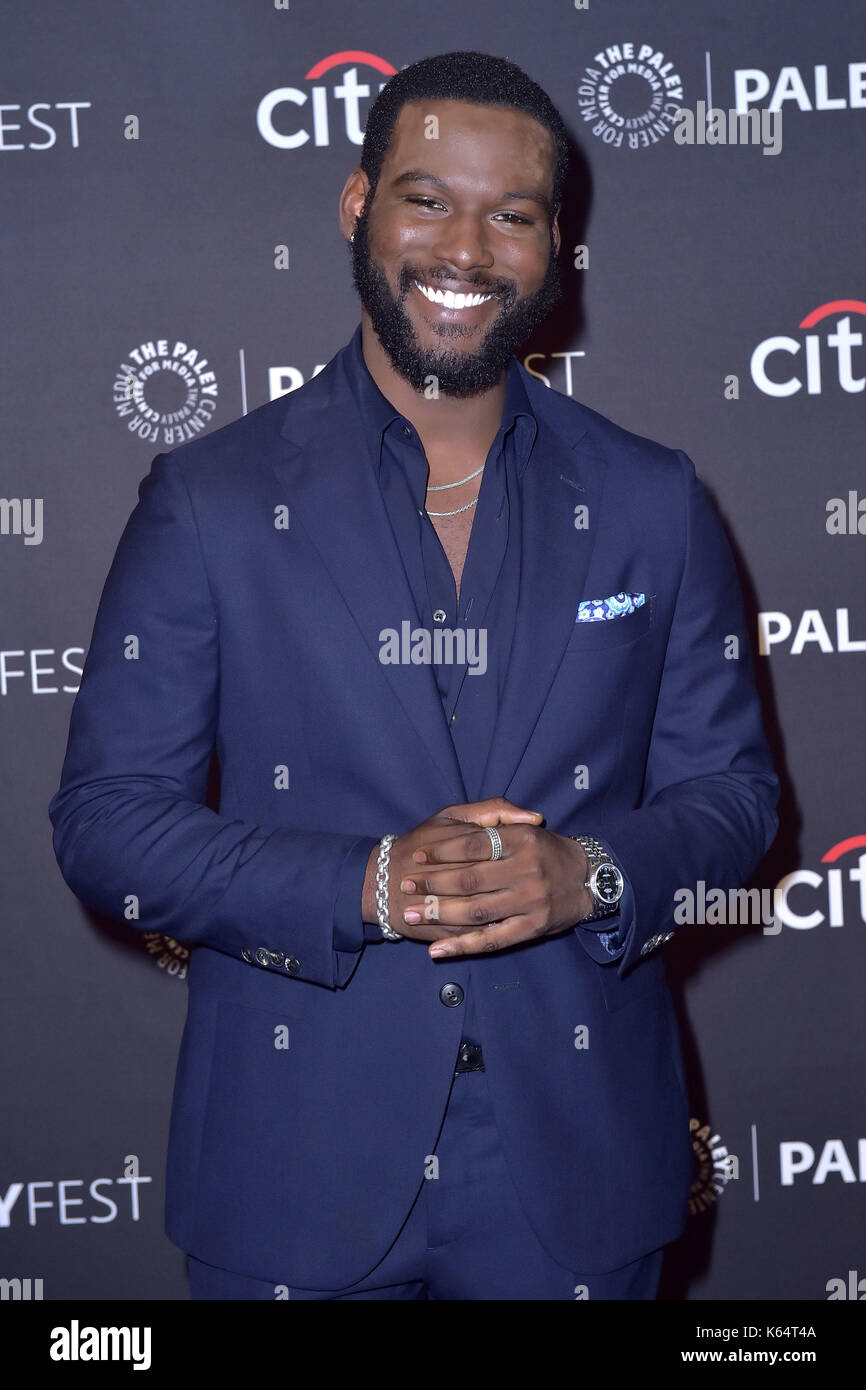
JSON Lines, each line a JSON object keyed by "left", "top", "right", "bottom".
{"left": 187, "top": 1062, "right": 664, "bottom": 1301}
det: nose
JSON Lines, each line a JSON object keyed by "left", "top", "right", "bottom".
{"left": 429, "top": 211, "right": 495, "bottom": 274}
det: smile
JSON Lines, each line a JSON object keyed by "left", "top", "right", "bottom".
{"left": 413, "top": 280, "right": 495, "bottom": 310}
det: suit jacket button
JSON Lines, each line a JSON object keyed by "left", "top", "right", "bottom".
{"left": 439, "top": 983, "right": 464, "bottom": 1007}
{"left": 269, "top": 950, "right": 285, "bottom": 966}
{"left": 284, "top": 956, "right": 301, "bottom": 975}
{"left": 255, "top": 947, "right": 271, "bottom": 966}
{"left": 242, "top": 948, "right": 253, "bottom": 963}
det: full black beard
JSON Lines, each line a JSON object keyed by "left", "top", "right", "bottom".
{"left": 349, "top": 196, "right": 562, "bottom": 398}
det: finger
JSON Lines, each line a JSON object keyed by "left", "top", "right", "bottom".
{"left": 401, "top": 889, "right": 512, "bottom": 930}
{"left": 442, "top": 797, "right": 544, "bottom": 827}
{"left": 428, "top": 918, "right": 529, "bottom": 957}
{"left": 398, "top": 864, "right": 497, "bottom": 897}
{"left": 413, "top": 825, "right": 511, "bottom": 867}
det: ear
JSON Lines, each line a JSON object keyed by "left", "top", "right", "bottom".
{"left": 551, "top": 209, "right": 561, "bottom": 258}
{"left": 338, "top": 168, "right": 371, "bottom": 243}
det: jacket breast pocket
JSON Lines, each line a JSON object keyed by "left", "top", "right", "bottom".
{"left": 563, "top": 595, "right": 654, "bottom": 654}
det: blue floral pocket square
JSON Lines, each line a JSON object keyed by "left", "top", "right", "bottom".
{"left": 576, "top": 591, "right": 646, "bottom": 622}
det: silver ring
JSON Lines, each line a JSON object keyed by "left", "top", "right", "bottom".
{"left": 485, "top": 826, "right": 503, "bottom": 861}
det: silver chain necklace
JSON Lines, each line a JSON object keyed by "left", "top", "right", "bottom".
{"left": 426, "top": 464, "right": 485, "bottom": 491}
{"left": 426, "top": 496, "right": 479, "bottom": 517}
{"left": 424, "top": 462, "right": 484, "bottom": 517}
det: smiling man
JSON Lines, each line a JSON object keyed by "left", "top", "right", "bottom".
{"left": 50, "top": 52, "right": 779, "bottom": 1301}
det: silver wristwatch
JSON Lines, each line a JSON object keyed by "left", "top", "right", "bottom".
{"left": 570, "top": 835, "right": 624, "bottom": 922}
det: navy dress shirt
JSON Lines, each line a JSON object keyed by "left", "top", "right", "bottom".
{"left": 348, "top": 321, "right": 534, "bottom": 797}
{"left": 330, "top": 325, "right": 626, "bottom": 978}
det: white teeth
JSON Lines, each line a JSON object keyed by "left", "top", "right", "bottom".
{"left": 414, "top": 281, "right": 493, "bottom": 309}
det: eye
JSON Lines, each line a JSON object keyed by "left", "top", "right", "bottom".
{"left": 404, "top": 197, "right": 532, "bottom": 226}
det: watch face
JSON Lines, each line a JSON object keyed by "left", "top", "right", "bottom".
{"left": 594, "top": 863, "right": 623, "bottom": 904}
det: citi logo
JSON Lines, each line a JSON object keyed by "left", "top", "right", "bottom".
{"left": 750, "top": 300, "right": 866, "bottom": 396}
{"left": 257, "top": 51, "right": 397, "bottom": 150}
{"left": 770, "top": 836, "right": 866, "bottom": 933}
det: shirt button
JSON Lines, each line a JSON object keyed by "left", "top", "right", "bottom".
{"left": 450, "top": 714, "right": 457, "bottom": 724}
{"left": 433, "top": 609, "right": 447, "bottom": 624}
{"left": 439, "top": 983, "right": 464, "bottom": 1007}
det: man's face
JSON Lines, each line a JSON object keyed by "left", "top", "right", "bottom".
{"left": 350, "top": 99, "right": 562, "bottom": 397}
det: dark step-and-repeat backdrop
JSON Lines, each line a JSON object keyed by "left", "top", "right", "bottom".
{"left": 2, "top": 1, "right": 863, "bottom": 1304}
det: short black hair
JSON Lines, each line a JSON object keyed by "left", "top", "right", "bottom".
{"left": 359, "top": 51, "right": 569, "bottom": 221}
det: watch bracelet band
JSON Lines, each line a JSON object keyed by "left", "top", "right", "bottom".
{"left": 570, "top": 834, "right": 622, "bottom": 923}
{"left": 375, "top": 834, "right": 404, "bottom": 941}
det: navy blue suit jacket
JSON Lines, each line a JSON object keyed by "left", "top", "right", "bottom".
{"left": 50, "top": 333, "right": 779, "bottom": 1288}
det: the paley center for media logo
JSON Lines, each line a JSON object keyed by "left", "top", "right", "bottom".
{"left": 577, "top": 40, "right": 684, "bottom": 150}
{"left": 112, "top": 338, "right": 219, "bottom": 445}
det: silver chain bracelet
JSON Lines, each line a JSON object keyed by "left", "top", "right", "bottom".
{"left": 375, "top": 834, "right": 404, "bottom": 941}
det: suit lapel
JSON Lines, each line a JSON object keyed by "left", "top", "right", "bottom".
{"left": 269, "top": 353, "right": 467, "bottom": 805}
{"left": 476, "top": 402, "right": 607, "bottom": 801}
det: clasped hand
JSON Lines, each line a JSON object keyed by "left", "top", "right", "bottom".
{"left": 375, "top": 797, "right": 594, "bottom": 959}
